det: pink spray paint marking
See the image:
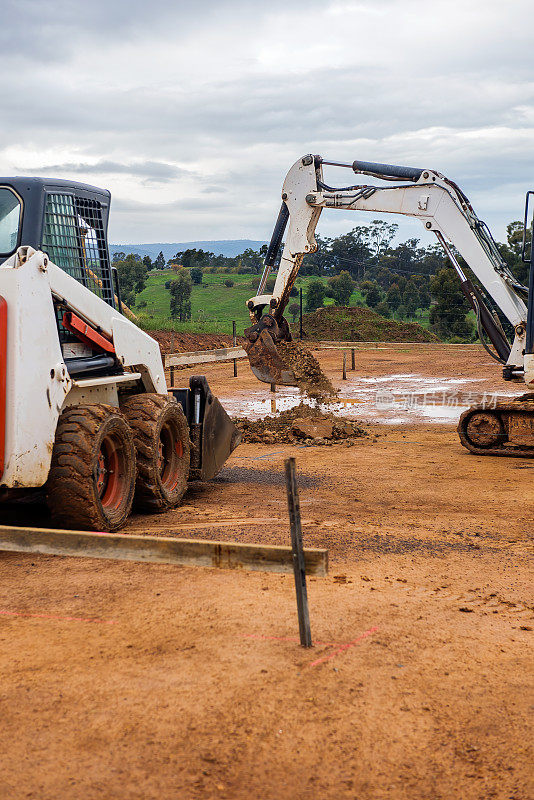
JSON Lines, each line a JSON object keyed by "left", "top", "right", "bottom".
{"left": 308, "top": 626, "right": 378, "bottom": 667}
{"left": 0, "top": 610, "right": 117, "bottom": 625}
{"left": 242, "top": 627, "right": 379, "bottom": 666}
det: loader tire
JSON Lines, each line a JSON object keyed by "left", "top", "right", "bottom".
{"left": 120, "top": 394, "right": 190, "bottom": 512}
{"left": 47, "top": 404, "right": 136, "bottom": 531}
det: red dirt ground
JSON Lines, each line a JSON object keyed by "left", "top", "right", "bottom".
{"left": 149, "top": 330, "right": 239, "bottom": 354}
{"left": 300, "top": 306, "right": 439, "bottom": 342}
{"left": 0, "top": 345, "right": 532, "bottom": 800}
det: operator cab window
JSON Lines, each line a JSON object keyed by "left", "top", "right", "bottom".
{"left": 42, "top": 192, "right": 114, "bottom": 305}
{"left": 0, "top": 188, "right": 21, "bottom": 255}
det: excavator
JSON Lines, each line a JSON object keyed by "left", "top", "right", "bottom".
{"left": 0, "top": 177, "right": 239, "bottom": 530}
{"left": 244, "top": 155, "right": 534, "bottom": 457}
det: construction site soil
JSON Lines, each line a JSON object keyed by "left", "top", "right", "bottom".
{"left": 1, "top": 345, "right": 532, "bottom": 800}
{"left": 300, "top": 306, "right": 439, "bottom": 342}
{"left": 149, "top": 330, "right": 238, "bottom": 354}
{"left": 235, "top": 402, "right": 367, "bottom": 444}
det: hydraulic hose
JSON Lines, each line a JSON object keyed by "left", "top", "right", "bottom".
{"left": 257, "top": 202, "right": 289, "bottom": 296}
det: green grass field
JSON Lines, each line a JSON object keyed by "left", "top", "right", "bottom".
{"left": 133, "top": 269, "right": 431, "bottom": 334}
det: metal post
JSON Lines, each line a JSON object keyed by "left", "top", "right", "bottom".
{"left": 526, "top": 207, "right": 534, "bottom": 354}
{"left": 232, "top": 320, "right": 238, "bottom": 377}
{"left": 342, "top": 352, "right": 347, "bottom": 380}
{"left": 299, "top": 287, "right": 303, "bottom": 340}
{"left": 284, "top": 458, "right": 312, "bottom": 648}
{"left": 351, "top": 348, "right": 355, "bottom": 370}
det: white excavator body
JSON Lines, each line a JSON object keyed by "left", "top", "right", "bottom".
{"left": 244, "top": 154, "right": 534, "bottom": 455}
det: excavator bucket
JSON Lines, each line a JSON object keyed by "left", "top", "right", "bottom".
{"left": 243, "top": 328, "right": 298, "bottom": 386}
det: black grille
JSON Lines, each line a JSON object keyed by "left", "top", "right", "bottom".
{"left": 42, "top": 193, "right": 114, "bottom": 343}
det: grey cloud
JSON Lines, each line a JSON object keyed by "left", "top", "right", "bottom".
{"left": 23, "top": 160, "right": 192, "bottom": 183}
{"left": 3, "top": 63, "right": 532, "bottom": 151}
{"left": 1, "top": 0, "right": 532, "bottom": 243}
{"left": 0, "top": 0, "right": 325, "bottom": 63}
{"left": 201, "top": 186, "right": 229, "bottom": 193}
{"left": 113, "top": 195, "right": 231, "bottom": 213}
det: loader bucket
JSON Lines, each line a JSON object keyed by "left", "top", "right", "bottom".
{"left": 173, "top": 376, "right": 241, "bottom": 482}
{"left": 243, "top": 328, "right": 298, "bottom": 387}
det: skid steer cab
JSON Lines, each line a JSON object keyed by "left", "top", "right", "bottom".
{"left": 0, "top": 178, "right": 239, "bottom": 531}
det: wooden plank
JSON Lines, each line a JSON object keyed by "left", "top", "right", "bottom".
{"left": 165, "top": 346, "right": 246, "bottom": 368}
{"left": 0, "top": 525, "right": 328, "bottom": 576}
{"left": 164, "top": 340, "right": 480, "bottom": 370}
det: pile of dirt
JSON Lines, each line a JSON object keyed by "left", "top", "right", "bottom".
{"left": 234, "top": 403, "right": 367, "bottom": 446}
{"left": 277, "top": 341, "right": 337, "bottom": 399}
{"left": 299, "top": 306, "right": 439, "bottom": 343}
{"left": 148, "top": 331, "right": 240, "bottom": 355}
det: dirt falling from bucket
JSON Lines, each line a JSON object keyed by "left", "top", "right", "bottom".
{"left": 277, "top": 341, "right": 337, "bottom": 400}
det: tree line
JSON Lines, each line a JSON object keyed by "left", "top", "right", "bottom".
{"left": 111, "top": 218, "right": 529, "bottom": 340}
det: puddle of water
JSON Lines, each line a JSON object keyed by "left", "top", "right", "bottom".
{"left": 221, "top": 373, "right": 520, "bottom": 426}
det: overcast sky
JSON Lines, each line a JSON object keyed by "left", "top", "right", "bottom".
{"left": 1, "top": 0, "right": 533, "bottom": 246}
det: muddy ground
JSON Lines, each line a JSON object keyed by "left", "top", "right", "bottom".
{"left": 0, "top": 344, "right": 532, "bottom": 800}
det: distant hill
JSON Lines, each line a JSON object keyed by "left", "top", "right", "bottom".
{"left": 109, "top": 240, "right": 267, "bottom": 260}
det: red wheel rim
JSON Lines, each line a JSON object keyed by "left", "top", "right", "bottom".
{"left": 94, "top": 434, "right": 128, "bottom": 510}
{"left": 158, "top": 421, "right": 184, "bottom": 492}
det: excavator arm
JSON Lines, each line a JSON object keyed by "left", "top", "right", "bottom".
{"left": 245, "top": 154, "right": 532, "bottom": 389}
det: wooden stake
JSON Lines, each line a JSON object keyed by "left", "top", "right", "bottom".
{"left": 342, "top": 352, "right": 347, "bottom": 380}
{"left": 284, "top": 458, "right": 312, "bottom": 647}
{"left": 270, "top": 382, "right": 276, "bottom": 393}
{"left": 351, "top": 348, "right": 355, "bottom": 370}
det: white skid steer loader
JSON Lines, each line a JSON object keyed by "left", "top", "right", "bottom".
{"left": 0, "top": 178, "right": 239, "bottom": 530}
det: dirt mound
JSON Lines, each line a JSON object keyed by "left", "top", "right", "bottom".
{"left": 299, "top": 306, "right": 439, "bottom": 343}
{"left": 277, "top": 341, "right": 336, "bottom": 399}
{"left": 148, "top": 331, "right": 240, "bottom": 355}
{"left": 234, "top": 403, "right": 367, "bottom": 446}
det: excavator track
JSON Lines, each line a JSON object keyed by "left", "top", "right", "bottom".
{"left": 458, "top": 396, "right": 534, "bottom": 457}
